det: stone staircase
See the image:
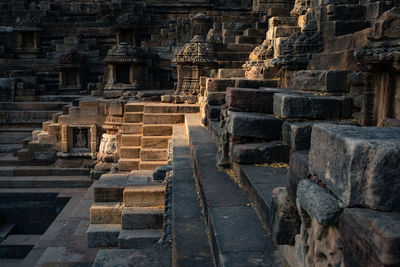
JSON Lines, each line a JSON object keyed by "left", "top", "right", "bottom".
{"left": 87, "top": 172, "right": 165, "bottom": 249}
{"left": 118, "top": 102, "right": 198, "bottom": 172}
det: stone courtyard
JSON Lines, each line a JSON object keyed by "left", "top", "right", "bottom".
{"left": 0, "top": 0, "right": 399, "bottom": 266}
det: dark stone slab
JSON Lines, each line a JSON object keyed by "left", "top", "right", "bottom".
{"left": 226, "top": 87, "right": 280, "bottom": 113}
{"left": 309, "top": 124, "right": 400, "bottom": 211}
{"left": 231, "top": 141, "right": 290, "bottom": 164}
{"left": 273, "top": 92, "right": 342, "bottom": 119}
{"left": 340, "top": 208, "right": 400, "bottom": 266}
{"left": 297, "top": 179, "right": 342, "bottom": 225}
{"left": 286, "top": 150, "right": 310, "bottom": 203}
{"left": 227, "top": 111, "right": 283, "bottom": 139}
{"left": 209, "top": 206, "right": 278, "bottom": 266}
{"left": 235, "top": 79, "right": 278, "bottom": 89}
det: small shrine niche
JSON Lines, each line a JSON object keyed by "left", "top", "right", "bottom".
{"left": 103, "top": 42, "right": 144, "bottom": 97}
{"left": 56, "top": 50, "right": 84, "bottom": 91}
{"left": 61, "top": 125, "right": 97, "bottom": 156}
{"left": 168, "top": 13, "right": 216, "bottom": 103}
{"left": 115, "top": 13, "right": 138, "bottom": 46}
{"left": 14, "top": 16, "right": 41, "bottom": 53}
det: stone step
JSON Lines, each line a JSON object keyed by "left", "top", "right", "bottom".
{"left": 143, "top": 113, "right": 185, "bottom": 124}
{"left": 0, "top": 175, "right": 92, "bottom": 188}
{"left": 0, "top": 102, "right": 68, "bottom": 111}
{"left": 143, "top": 103, "right": 199, "bottom": 114}
{"left": 121, "top": 207, "right": 163, "bottom": 230}
{"left": 93, "top": 249, "right": 134, "bottom": 267}
{"left": 142, "top": 124, "right": 173, "bottom": 136}
{"left": 243, "top": 28, "right": 266, "bottom": 37}
{"left": 1, "top": 234, "right": 40, "bottom": 246}
{"left": 0, "top": 224, "right": 15, "bottom": 242}
{"left": 123, "top": 184, "right": 165, "bottom": 207}
{"left": 94, "top": 173, "right": 129, "bottom": 202}
{"left": 90, "top": 202, "right": 123, "bottom": 224}
{"left": 121, "top": 134, "right": 142, "bottom": 146}
{"left": 119, "top": 146, "right": 141, "bottom": 159}
{"left": 87, "top": 224, "right": 121, "bottom": 248}
{"left": 124, "top": 112, "right": 144, "bottom": 123}
{"left": 235, "top": 35, "right": 264, "bottom": 44}
{"left": 118, "top": 229, "right": 162, "bottom": 249}
{"left": 0, "top": 110, "right": 57, "bottom": 123}
{"left": 141, "top": 136, "right": 170, "bottom": 149}
{"left": 140, "top": 148, "right": 168, "bottom": 161}
{"left": 139, "top": 160, "right": 169, "bottom": 171}
{"left": 125, "top": 103, "right": 145, "bottom": 113}
{"left": 118, "top": 158, "right": 140, "bottom": 171}
{"left": 0, "top": 166, "right": 89, "bottom": 176}
{"left": 233, "top": 164, "right": 288, "bottom": 231}
{"left": 121, "top": 123, "right": 142, "bottom": 134}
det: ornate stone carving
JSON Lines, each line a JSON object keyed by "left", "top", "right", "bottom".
{"left": 172, "top": 13, "right": 216, "bottom": 97}
{"left": 104, "top": 42, "right": 143, "bottom": 62}
{"left": 290, "top": 0, "right": 311, "bottom": 17}
{"left": 272, "top": 20, "right": 322, "bottom": 70}
{"left": 355, "top": 8, "right": 400, "bottom": 72}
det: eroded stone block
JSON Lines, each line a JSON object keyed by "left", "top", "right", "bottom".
{"left": 297, "top": 179, "right": 342, "bottom": 225}
{"left": 309, "top": 124, "right": 400, "bottom": 211}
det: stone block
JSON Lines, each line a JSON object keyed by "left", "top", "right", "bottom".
{"left": 231, "top": 141, "right": 290, "bottom": 164}
{"left": 293, "top": 70, "right": 350, "bottom": 92}
{"left": 226, "top": 87, "right": 280, "bottom": 113}
{"left": 227, "top": 111, "right": 283, "bottom": 139}
{"left": 90, "top": 202, "right": 122, "bottom": 224}
{"left": 218, "top": 68, "right": 245, "bottom": 78}
{"left": 234, "top": 79, "right": 278, "bottom": 88}
{"left": 143, "top": 125, "right": 173, "bottom": 136}
{"left": 108, "top": 101, "right": 124, "bottom": 116}
{"left": 286, "top": 150, "right": 310, "bottom": 203}
{"left": 340, "top": 208, "right": 400, "bottom": 266}
{"left": 121, "top": 207, "right": 163, "bottom": 229}
{"left": 206, "top": 78, "right": 235, "bottom": 92}
{"left": 206, "top": 105, "right": 221, "bottom": 121}
{"left": 269, "top": 187, "right": 300, "bottom": 245}
{"left": 123, "top": 184, "right": 165, "bottom": 207}
{"left": 273, "top": 92, "right": 342, "bottom": 119}
{"left": 206, "top": 92, "right": 226, "bottom": 105}
{"left": 297, "top": 179, "right": 342, "bottom": 225}
{"left": 309, "top": 124, "right": 400, "bottom": 211}
{"left": 87, "top": 224, "right": 121, "bottom": 248}
{"left": 282, "top": 120, "right": 358, "bottom": 151}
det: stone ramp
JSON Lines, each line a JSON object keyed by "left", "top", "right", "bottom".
{"left": 171, "top": 125, "right": 213, "bottom": 266}
{"left": 185, "top": 114, "right": 285, "bottom": 266}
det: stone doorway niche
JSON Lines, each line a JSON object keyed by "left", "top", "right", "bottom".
{"left": 117, "top": 29, "right": 137, "bottom": 46}
{"left": 65, "top": 69, "right": 78, "bottom": 86}
{"left": 116, "top": 64, "right": 131, "bottom": 84}
{"left": 61, "top": 125, "right": 98, "bottom": 156}
{"left": 14, "top": 16, "right": 41, "bottom": 54}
